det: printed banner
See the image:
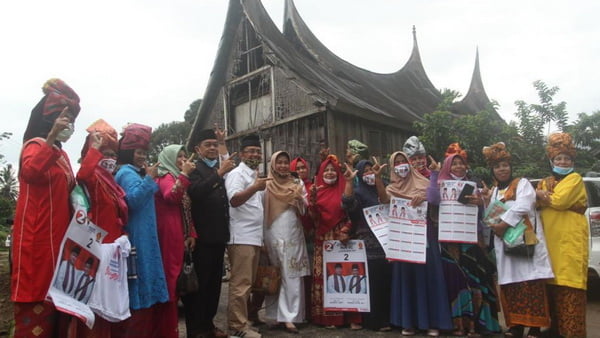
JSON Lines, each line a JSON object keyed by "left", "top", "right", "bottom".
{"left": 438, "top": 180, "right": 478, "bottom": 243}
{"left": 387, "top": 197, "right": 428, "bottom": 263}
{"left": 362, "top": 204, "right": 390, "bottom": 256}
{"left": 47, "top": 206, "right": 107, "bottom": 329}
{"left": 322, "top": 240, "right": 370, "bottom": 312}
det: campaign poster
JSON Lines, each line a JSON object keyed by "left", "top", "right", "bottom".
{"left": 438, "top": 180, "right": 478, "bottom": 243}
{"left": 322, "top": 240, "right": 370, "bottom": 312}
{"left": 387, "top": 197, "right": 428, "bottom": 263}
{"left": 362, "top": 204, "right": 389, "bottom": 255}
{"left": 48, "top": 206, "right": 107, "bottom": 329}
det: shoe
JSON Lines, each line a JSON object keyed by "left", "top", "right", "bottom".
{"left": 402, "top": 328, "right": 416, "bottom": 336}
{"left": 427, "top": 329, "right": 440, "bottom": 337}
{"left": 379, "top": 326, "right": 392, "bottom": 332}
{"left": 324, "top": 325, "right": 337, "bottom": 329}
{"left": 228, "top": 329, "right": 262, "bottom": 338}
{"left": 212, "top": 328, "right": 227, "bottom": 337}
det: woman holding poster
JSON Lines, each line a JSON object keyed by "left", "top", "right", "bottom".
{"left": 482, "top": 142, "right": 553, "bottom": 338}
{"left": 308, "top": 155, "right": 362, "bottom": 330}
{"left": 341, "top": 159, "right": 392, "bottom": 331}
{"left": 427, "top": 144, "right": 500, "bottom": 337}
{"left": 379, "top": 151, "right": 452, "bottom": 336}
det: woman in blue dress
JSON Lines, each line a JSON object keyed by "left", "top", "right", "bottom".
{"left": 378, "top": 151, "right": 453, "bottom": 336}
{"left": 115, "top": 123, "right": 168, "bottom": 336}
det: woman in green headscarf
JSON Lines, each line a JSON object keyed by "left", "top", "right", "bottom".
{"left": 154, "top": 144, "right": 197, "bottom": 338}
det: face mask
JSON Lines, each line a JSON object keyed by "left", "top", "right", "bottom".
{"left": 202, "top": 157, "right": 218, "bottom": 168}
{"left": 323, "top": 177, "right": 337, "bottom": 185}
{"left": 450, "top": 173, "right": 466, "bottom": 180}
{"left": 362, "top": 173, "right": 375, "bottom": 186}
{"left": 56, "top": 123, "right": 74, "bottom": 142}
{"left": 99, "top": 158, "right": 117, "bottom": 173}
{"left": 243, "top": 158, "right": 261, "bottom": 170}
{"left": 552, "top": 166, "right": 574, "bottom": 176}
{"left": 394, "top": 164, "right": 410, "bottom": 178}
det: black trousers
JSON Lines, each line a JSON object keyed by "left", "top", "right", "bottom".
{"left": 181, "top": 243, "right": 226, "bottom": 337}
{"left": 362, "top": 258, "right": 392, "bottom": 330}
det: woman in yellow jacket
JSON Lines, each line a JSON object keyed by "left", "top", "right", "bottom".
{"left": 536, "top": 132, "right": 588, "bottom": 338}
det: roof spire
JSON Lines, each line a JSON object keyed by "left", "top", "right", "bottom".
{"left": 412, "top": 25, "right": 416, "bottom": 40}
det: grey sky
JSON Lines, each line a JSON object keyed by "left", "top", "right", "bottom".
{"left": 1, "top": 0, "right": 598, "bottom": 168}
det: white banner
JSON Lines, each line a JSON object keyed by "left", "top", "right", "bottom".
{"left": 387, "top": 197, "right": 428, "bottom": 263}
{"left": 362, "top": 204, "right": 389, "bottom": 256}
{"left": 322, "top": 240, "right": 370, "bottom": 312}
{"left": 47, "top": 206, "right": 107, "bottom": 329}
{"left": 438, "top": 180, "right": 478, "bottom": 243}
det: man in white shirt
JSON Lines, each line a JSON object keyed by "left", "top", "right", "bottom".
{"left": 326, "top": 263, "right": 347, "bottom": 293}
{"left": 225, "top": 134, "right": 270, "bottom": 338}
{"left": 346, "top": 264, "right": 367, "bottom": 294}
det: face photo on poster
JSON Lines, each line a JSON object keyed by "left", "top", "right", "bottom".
{"left": 325, "top": 262, "right": 367, "bottom": 294}
{"left": 52, "top": 239, "right": 99, "bottom": 303}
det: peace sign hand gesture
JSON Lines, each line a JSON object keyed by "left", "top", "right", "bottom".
{"left": 343, "top": 163, "right": 358, "bottom": 182}
{"left": 145, "top": 161, "right": 161, "bottom": 179}
{"left": 428, "top": 155, "right": 441, "bottom": 172}
{"left": 371, "top": 156, "right": 388, "bottom": 177}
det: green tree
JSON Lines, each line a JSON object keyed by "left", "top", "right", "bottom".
{"left": 515, "top": 80, "right": 568, "bottom": 146}
{"left": 148, "top": 99, "right": 201, "bottom": 162}
{"left": 0, "top": 164, "right": 17, "bottom": 224}
{"left": 0, "top": 132, "right": 12, "bottom": 162}
{"left": 565, "top": 110, "right": 600, "bottom": 172}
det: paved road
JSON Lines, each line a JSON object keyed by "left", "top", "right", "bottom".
{"left": 179, "top": 280, "right": 600, "bottom": 338}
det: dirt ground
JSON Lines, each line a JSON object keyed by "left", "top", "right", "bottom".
{"left": 0, "top": 251, "right": 12, "bottom": 336}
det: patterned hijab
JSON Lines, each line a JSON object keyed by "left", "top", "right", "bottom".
{"left": 385, "top": 151, "right": 429, "bottom": 199}
{"left": 265, "top": 151, "right": 305, "bottom": 227}
{"left": 23, "top": 78, "right": 80, "bottom": 143}
{"left": 315, "top": 155, "right": 347, "bottom": 235}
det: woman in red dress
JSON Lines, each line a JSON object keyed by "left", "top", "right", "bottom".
{"left": 12, "top": 79, "right": 80, "bottom": 337}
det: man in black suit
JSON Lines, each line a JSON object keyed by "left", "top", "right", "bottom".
{"left": 183, "top": 128, "right": 236, "bottom": 338}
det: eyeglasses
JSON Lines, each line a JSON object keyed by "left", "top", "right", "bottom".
{"left": 243, "top": 149, "right": 262, "bottom": 155}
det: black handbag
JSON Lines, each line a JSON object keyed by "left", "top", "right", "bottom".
{"left": 176, "top": 249, "right": 199, "bottom": 296}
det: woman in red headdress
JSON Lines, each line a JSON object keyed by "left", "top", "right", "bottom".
{"left": 12, "top": 79, "right": 80, "bottom": 337}
{"left": 74, "top": 119, "right": 129, "bottom": 337}
{"left": 308, "top": 155, "right": 362, "bottom": 329}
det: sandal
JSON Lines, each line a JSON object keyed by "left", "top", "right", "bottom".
{"left": 350, "top": 323, "right": 362, "bottom": 330}
{"left": 402, "top": 328, "right": 416, "bottom": 336}
{"left": 527, "top": 327, "right": 541, "bottom": 338}
{"left": 467, "top": 330, "right": 481, "bottom": 338}
{"left": 505, "top": 325, "right": 524, "bottom": 337}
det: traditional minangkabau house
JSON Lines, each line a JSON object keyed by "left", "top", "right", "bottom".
{"left": 188, "top": 0, "right": 492, "bottom": 171}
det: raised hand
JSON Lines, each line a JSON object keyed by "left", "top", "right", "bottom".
{"left": 47, "top": 107, "right": 72, "bottom": 144}
{"left": 371, "top": 156, "right": 388, "bottom": 177}
{"left": 428, "top": 155, "right": 441, "bottom": 171}
{"left": 181, "top": 156, "right": 196, "bottom": 176}
{"left": 218, "top": 152, "right": 238, "bottom": 176}
{"left": 480, "top": 181, "right": 492, "bottom": 204}
{"left": 90, "top": 132, "right": 103, "bottom": 150}
{"left": 145, "top": 161, "right": 161, "bottom": 179}
{"left": 252, "top": 171, "right": 273, "bottom": 191}
{"left": 319, "top": 145, "right": 330, "bottom": 162}
{"left": 214, "top": 123, "right": 226, "bottom": 143}
{"left": 343, "top": 163, "right": 358, "bottom": 182}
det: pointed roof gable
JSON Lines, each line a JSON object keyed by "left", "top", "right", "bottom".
{"left": 453, "top": 48, "right": 492, "bottom": 113}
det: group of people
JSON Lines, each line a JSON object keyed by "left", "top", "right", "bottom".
{"left": 10, "top": 79, "right": 589, "bottom": 338}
